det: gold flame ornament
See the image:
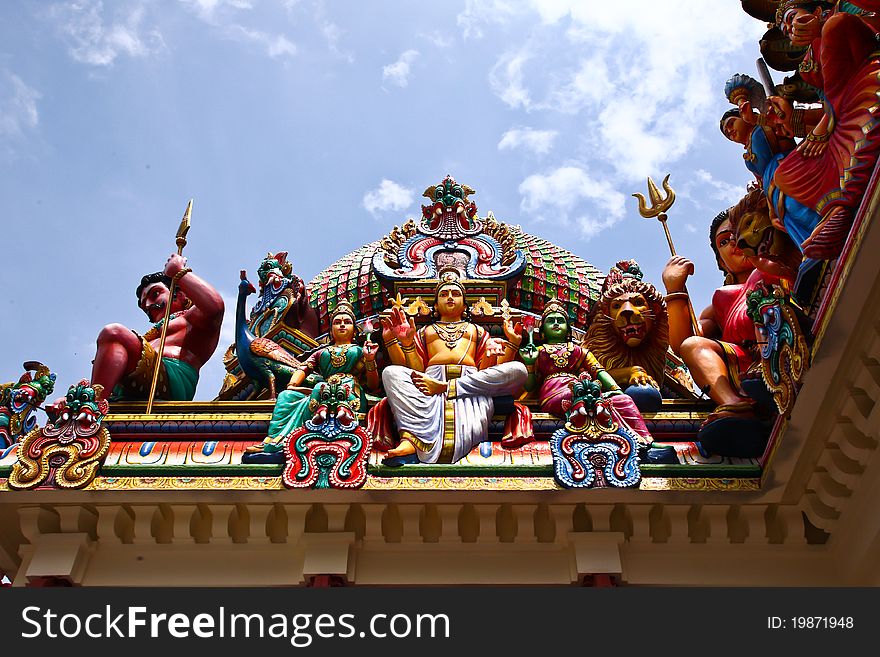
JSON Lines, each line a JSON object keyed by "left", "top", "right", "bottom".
{"left": 407, "top": 296, "right": 431, "bottom": 316}
{"left": 470, "top": 296, "right": 495, "bottom": 317}
{"left": 390, "top": 292, "right": 410, "bottom": 310}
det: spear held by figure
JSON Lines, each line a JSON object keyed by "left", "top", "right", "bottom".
{"left": 632, "top": 175, "right": 700, "bottom": 335}
{"left": 145, "top": 200, "right": 192, "bottom": 415}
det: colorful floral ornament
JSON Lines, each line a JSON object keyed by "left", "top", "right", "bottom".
{"left": 550, "top": 374, "right": 641, "bottom": 489}
{"left": 747, "top": 282, "right": 811, "bottom": 417}
{"left": 0, "top": 361, "right": 56, "bottom": 451}
{"left": 9, "top": 380, "right": 111, "bottom": 490}
{"left": 283, "top": 380, "right": 371, "bottom": 489}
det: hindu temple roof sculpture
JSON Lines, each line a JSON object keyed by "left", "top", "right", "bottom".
{"left": 5, "top": 0, "right": 880, "bottom": 589}
{"left": 308, "top": 176, "right": 603, "bottom": 336}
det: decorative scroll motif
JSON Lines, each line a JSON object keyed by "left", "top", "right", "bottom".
{"left": 372, "top": 176, "right": 526, "bottom": 281}
{"left": 747, "top": 282, "right": 810, "bottom": 417}
{"left": 0, "top": 361, "right": 56, "bottom": 451}
{"left": 549, "top": 374, "right": 641, "bottom": 489}
{"left": 9, "top": 380, "right": 111, "bottom": 490}
{"left": 282, "top": 380, "right": 370, "bottom": 489}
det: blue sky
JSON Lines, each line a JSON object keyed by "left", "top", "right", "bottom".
{"left": 0, "top": 0, "right": 766, "bottom": 400}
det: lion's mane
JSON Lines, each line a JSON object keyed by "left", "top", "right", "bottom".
{"left": 584, "top": 277, "right": 669, "bottom": 386}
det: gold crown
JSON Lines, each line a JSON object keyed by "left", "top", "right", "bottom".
{"left": 435, "top": 266, "right": 466, "bottom": 294}
{"left": 541, "top": 299, "right": 568, "bottom": 321}
{"left": 331, "top": 299, "right": 357, "bottom": 321}
{"left": 774, "top": 0, "right": 811, "bottom": 27}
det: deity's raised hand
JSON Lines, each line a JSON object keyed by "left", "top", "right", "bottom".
{"left": 381, "top": 306, "right": 416, "bottom": 345}
{"left": 737, "top": 100, "right": 758, "bottom": 126}
{"left": 662, "top": 255, "right": 694, "bottom": 293}
{"left": 503, "top": 318, "right": 523, "bottom": 347}
{"left": 766, "top": 96, "right": 793, "bottom": 137}
{"left": 789, "top": 12, "right": 820, "bottom": 47}
{"left": 163, "top": 253, "right": 188, "bottom": 278}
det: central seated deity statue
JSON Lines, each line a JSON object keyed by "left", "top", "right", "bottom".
{"left": 380, "top": 268, "right": 528, "bottom": 464}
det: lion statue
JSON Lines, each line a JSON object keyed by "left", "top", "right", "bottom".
{"left": 584, "top": 260, "right": 669, "bottom": 390}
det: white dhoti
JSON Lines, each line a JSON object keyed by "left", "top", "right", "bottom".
{"left": 382, "top": 362, "right": 528, "bottom": 464}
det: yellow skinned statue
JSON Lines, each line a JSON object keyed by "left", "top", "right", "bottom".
{"left": 377, "top": 268, "right": 529, "bottom": 465}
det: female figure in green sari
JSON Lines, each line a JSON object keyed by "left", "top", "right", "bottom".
{"left": 245, "top": 302, "right": 379, "bottom": 454}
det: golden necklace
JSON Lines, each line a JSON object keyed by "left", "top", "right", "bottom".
{"left": 143, "top": 311, "right": 185, "bottom": 342}
{"left": 433, "top": 321, "right": 469, "bottom": 349}
{"left": 328, "top": 344, "right": 350, "bottom": 368}
{"left": 543, "top": 341, "right": 572, "bottom": 369}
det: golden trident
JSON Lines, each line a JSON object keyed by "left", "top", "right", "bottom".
{"left": 146, "top": 199, "right": 193, "bottom": 415}
{"left": 632, "top": 175, "right": 699, "bottom": 335}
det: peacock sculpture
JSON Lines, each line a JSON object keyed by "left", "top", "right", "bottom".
{"left": 235, "top": 270, "right": 303, "bottom": 399}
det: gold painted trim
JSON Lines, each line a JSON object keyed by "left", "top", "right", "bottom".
{"left": 439, "top": 398, "right": 456, "bottom": 463}
{"left": 108, "top": 400, "right": 278, "bottom": 413}
{"left": 639, "top": 477, "right": 761, "bottom": 491}
{"left": 106, "top": 413, "right": 275, "bottom": 422}
{"left": 1, "top": 474, "right": 763, "bottom": 492}
{"left": 445, "top": 364, "right": 463, "bottom": 380}
{"left": 811, "top": 176, "right": 879, "bottom": 354}
{"left": 88, "top": 476, "right": 284, "bottom": 490}
{"left": 398, "top": 430, "right": 432, "bottom": 454}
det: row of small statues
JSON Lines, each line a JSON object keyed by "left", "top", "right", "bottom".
{"left": 73, "top": 208, "right": 787, "bottom": 467}
{"left": 2, "top": 187, "right": 818, "bottom": 467}
{"left": 246, "top": 264, "right": 665, "bottom": 466}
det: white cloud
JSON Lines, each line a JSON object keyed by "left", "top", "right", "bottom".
{"left": 228, "top": 25, "right": 296, "bottom": 58}
{"left": 321, "top": 21, "right": 353, "bottom": 63}
{"left": 694, "top": 169, "right": 748, "bottom": 205}
{"left": 180, "top": 0, "right": 294, "bottom": 59}
{"left": 489, "top": 50, "right": 532, "bottom": 110}
{"left": 47, "top": 1, "right": 164, "bottom": 66}
{"left": 498, "top": 127, "right": 557, "bottom": 155}
{"left": 485, "top": 1, "right": 765, "bottom": 179}
{"left": 419, "top": 31, "right": 453, "bottom": 48}
{"left": 519, "top": 166, "right": 626, "bottom": 239}
{"left": 382, "top": 50, "right": 419, "bottom": 88}
{"left": 458, "top": 0, "right": 524, "bottom": 39}
{"left": 180, "top": 0, "right": 252, "bottom": 23}
{"left": 363, "top": 180, "right": 414, "bottom": 217}
{"left": 0, "top": 71, "right": 40, "bottom": 139}
{"left": 547, "top": 56, "right": 613, "bottom": 114}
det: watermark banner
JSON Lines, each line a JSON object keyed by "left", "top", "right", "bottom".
{"left": 0, "top": 587, "right": 873, "bottom": 653}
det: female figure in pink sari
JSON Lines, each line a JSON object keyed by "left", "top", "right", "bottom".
{"left": 519, "top": 301, "right": 655, "bottom": 452}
